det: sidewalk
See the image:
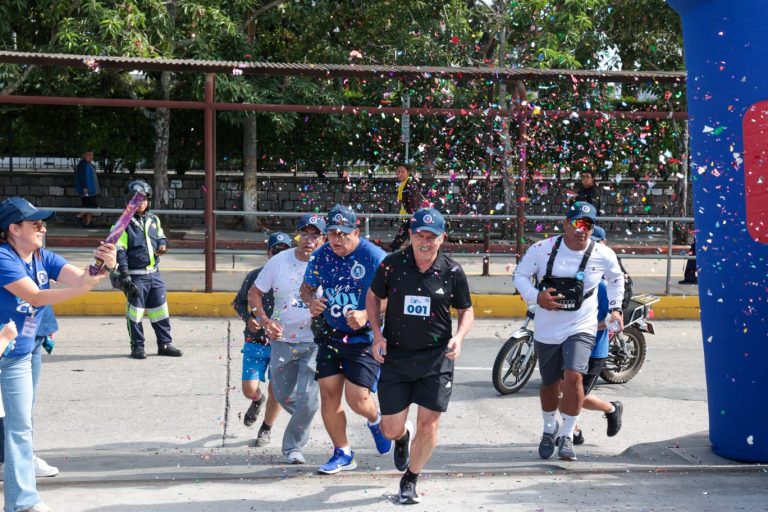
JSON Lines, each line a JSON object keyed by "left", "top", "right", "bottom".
{"left": 19, "top": 318, "right": 765, "bottom": 512}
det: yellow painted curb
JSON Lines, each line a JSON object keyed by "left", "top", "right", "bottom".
{"left": 53, "top": 292, "right": 701, "bottom": 319}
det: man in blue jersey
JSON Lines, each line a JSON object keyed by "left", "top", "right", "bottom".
{"left": 300, "top": 205, "right": 392, "bottom": 474}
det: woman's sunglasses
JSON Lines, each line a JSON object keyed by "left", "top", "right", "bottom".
{"left": 21, "top": 220, "right": 47, "bottom": 232}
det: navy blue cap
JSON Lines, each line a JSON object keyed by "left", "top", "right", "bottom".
{"left": 566, "top": 201, "right": 598, "bottom": 222}
{"left": 296, "top": 213, "right": 326, "bottom": 234}
{"left": 410, "top": 208, "right": 446, "bottom": 235}
{"left": 590, "top": 225, "right": 606, "bottom": 241}
{"left": 0, "top": 197, "right": 55, "bottom": 231}
{"left": 267, "top": 232, "right": 292, "bottom": 249}
{"left": 326, "top": 205, "right": 357, "bottom": 234}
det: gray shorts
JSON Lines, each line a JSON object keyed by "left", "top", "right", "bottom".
{"left": 534, "top": 333, "right": 596, "bottom": 386}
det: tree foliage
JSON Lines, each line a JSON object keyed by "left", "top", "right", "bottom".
{"left": 1, "top": 0, "right": 686, "bottom": 187}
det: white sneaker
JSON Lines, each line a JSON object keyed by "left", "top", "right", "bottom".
{"left": 20, "top": 503, "right": 52, "bottom": 512}
{"left": 285, "top": 451, "right": 306, "bottom": 465}
{"left": 34, "top": 456, "right": 59, "bottom": 477}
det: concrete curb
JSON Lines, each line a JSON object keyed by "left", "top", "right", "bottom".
{"left": 52, "top": 292, "right": 701, "bottom": 319}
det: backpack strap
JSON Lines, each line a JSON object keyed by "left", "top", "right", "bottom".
{"left": 544, "top": 237, "right": 594, "bottom": 279}
{"left": 577, "top": 240, "right": 595, "bottom": 273}
{"left": 543, "top": 236, "right": 564, "bottom": 280}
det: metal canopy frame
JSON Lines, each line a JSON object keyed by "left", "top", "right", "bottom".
{"left": 0, "top": 51, "right": 689, "bottom": 291}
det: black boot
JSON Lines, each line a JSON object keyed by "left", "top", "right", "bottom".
{"left": 131, "top": 345, "right": 147, "bottom": 359}
{"left": 158, "top": 343, "right": 183, "bottom": 357}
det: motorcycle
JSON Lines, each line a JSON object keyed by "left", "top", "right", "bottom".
{"left": 491, "top": 294, "right": 660, "bottom": 395}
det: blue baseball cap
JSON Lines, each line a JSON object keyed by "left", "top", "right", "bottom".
{"left": 267, "top": 232, "right": 292, "bottom": 250}
{"left": 296, "top": 213, "right": 326, "bottom": 234}
{"left": 566, "top": 201, "right": 598, "bottom": 222}
{"left": 590, "top": 225, "right": 606, "bottom": 242}
{"left": 0, "top": 197, "right": 55, "bottom": 231}
{"left": 326, "top": 205, "right": 357, "bottom": 234}
{"left": 410, "top": 208, "right": 446, "bottom": 235}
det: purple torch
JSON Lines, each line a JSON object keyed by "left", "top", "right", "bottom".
{"left": 88, "top": 191, "right": 147, "bottom": 276}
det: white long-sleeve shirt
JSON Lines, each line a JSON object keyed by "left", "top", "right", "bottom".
{"left": 513, "top": 236, "right": 624, "bottom": 344}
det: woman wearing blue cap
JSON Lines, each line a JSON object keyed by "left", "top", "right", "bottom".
{"left": 0, "top": 196, "right": 116, "bottom": 512}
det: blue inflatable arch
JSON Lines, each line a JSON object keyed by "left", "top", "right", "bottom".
{"left": 667, "top": 0, "right": 768, "bottom": 462}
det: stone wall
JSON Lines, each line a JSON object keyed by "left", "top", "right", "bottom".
{"left": 0, "top": 171, "right": 690, "bottom": 234}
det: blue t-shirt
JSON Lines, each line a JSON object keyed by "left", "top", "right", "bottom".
{"left": 303, "top": 238, "right": 386, "bottom": 344}
{"left": 592, "top": 281, "right": 609, "bottom": 359}
{"left": 0, "top": 244, "right": 67, "bottom": 357}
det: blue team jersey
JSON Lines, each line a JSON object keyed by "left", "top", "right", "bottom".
{"left": 303, "top": 238, "right": 386, "bottom": 344}
{"left": 592, "top": 281, "right": 609, "bottom": 359}
{"left": 0, "top": 244, "right": 67, "bottom": 357}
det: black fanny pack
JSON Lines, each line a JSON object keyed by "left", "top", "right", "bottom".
{"left": 311, "top": 315, "right": 371, "bottom": 342}
{"left": 537, "top": 237, "right": 595, "bottom": 312}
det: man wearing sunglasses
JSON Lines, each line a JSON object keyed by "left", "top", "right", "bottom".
{"left": 513, "top": 201, "right": 624, "bottom": 462}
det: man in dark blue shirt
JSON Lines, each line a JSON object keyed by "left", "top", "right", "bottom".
{"left": 300, "top": 205, "right": 392, "bottom": 475}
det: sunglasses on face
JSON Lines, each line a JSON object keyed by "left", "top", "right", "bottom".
{"left": 569, "top": 219, "right": 594, "bottom": 231}
{"left": 298, "top": 231, "right": 323, "bottom": 241}
{"left": 23, "top": 220, "right": 47, "bottom": 232}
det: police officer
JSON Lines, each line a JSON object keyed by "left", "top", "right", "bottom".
{"left": 366, "top": 208, "right": 474, "bottom": 504}
{"left": 112, "top": 180, "right": 183, "bottom": 359}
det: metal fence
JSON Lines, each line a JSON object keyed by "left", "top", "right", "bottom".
{"left": 45, "top": 207, "right": 695, "bottom": 295}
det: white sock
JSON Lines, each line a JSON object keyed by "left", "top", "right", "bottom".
{"left": 368, "top": 413, "right": 381, "bottom": 427}
{"left": 561, "top": 413, "right": 579, "bottom": 438}
{"left": 607, "top": 403, "right": 616, "bottom": 414}
{"left": 338, "top": 446, "right": 352, "bottom": 456}
{"left": 542, "top": 410, "right": 559, "bottom": 434}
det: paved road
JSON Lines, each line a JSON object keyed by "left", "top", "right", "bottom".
{"left": 20, "top": 318, "right": 764, "bottom": 512}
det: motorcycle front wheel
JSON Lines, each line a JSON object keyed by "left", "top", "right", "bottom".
{"left": 492, "top": 336, "right": 538, "bottom": 395}
{"left": 600, "top": 326, "right": 647, "bottom": 384}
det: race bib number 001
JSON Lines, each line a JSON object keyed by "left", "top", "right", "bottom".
{"left": 404, "top": 295, "right": 431, "bottom": 316}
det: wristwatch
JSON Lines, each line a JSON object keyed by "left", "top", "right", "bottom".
{"left": 609, "top": 308, "right": 622, "bottom": 314}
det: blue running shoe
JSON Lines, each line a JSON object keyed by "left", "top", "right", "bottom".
{"left": 368, "top": 419, "right": 393, "bottom": 455}
{"left": 318, "top": 448, "right": 357, "bottom": 475}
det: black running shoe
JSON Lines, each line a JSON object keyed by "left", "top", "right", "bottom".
{"left": 398, "top": 475, "right": 420, "bottom": 505}
{"left": 394, "top": 421, "right": 414, "bottom": 471}
{"left": 244, "top": 396, "right": 265, "bottom": 427}
{"left": 573, "top": 429, "right": 585, "bottom": 445}
{"left": 606, "top": 401, "right": 623, "bottom": 437}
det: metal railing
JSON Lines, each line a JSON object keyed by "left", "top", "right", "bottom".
{"left": 45, "top": 207, "right": 695, "bottom": 295}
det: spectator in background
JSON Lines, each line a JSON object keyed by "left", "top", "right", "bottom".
{"left": 574, "top": 170, "right": 601, "bottom": 214}
{"left": 74, "top": 149, "right": 100, "bottom": 227}
{"left": 679, "top": 237, "right": 698, "bottom": 285}
{"left": 391, "top": 164, "right": 425, "bottom": 251}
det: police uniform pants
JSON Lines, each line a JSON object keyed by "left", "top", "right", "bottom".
{"left": 126, "top": 273, "right": 173, "bottom": 348}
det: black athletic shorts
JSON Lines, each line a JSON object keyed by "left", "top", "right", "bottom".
{"left": 378, "top": 346, "right": 455, "bottom": 415}
{"left": 582, "top": 357, "right": 607, "bottom": 395}
{"left": 81, "top": 196, "right": 99, "bottom": 208}
{"left": 315, "top": 339, "right": 381, "bottom": 392}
